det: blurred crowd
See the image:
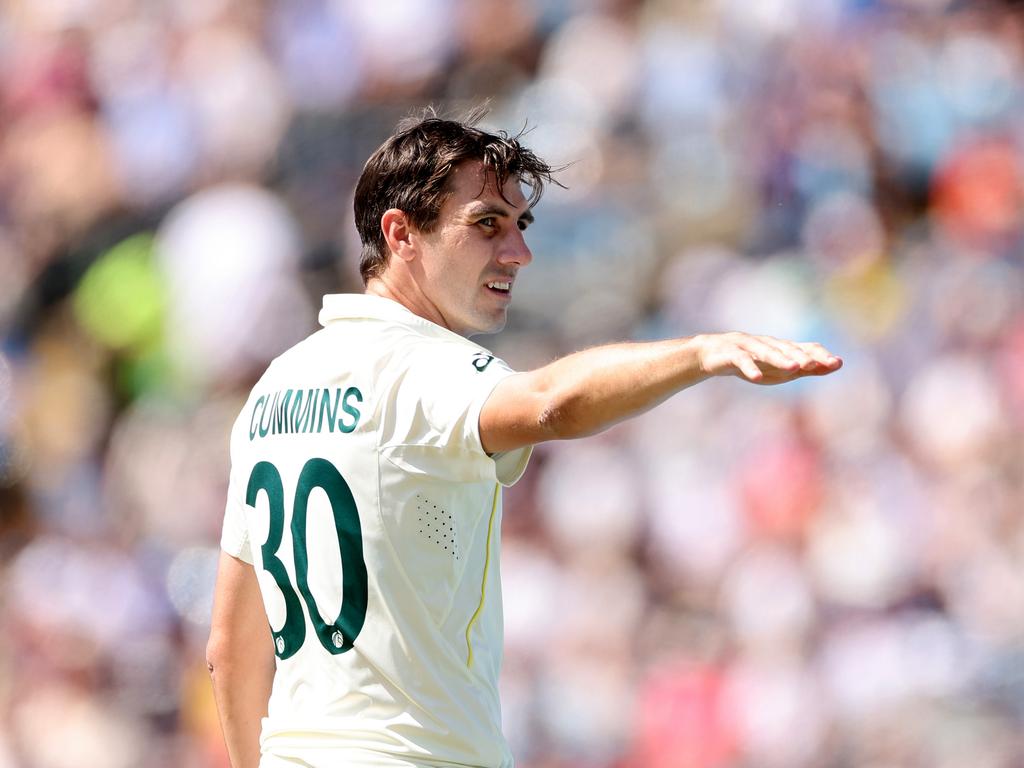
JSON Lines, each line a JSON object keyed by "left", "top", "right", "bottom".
{"left": 2, "top": 0, "right": 1024, "bottom": 766}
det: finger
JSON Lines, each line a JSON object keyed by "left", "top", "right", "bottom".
{"left": 794, "top": 342, "right": 835, "bottom": 364}
{"left": 733, "top": 353, "right": 764, "bottom": 381}
{"left": 766, "top": 338, "right": 817, "bottom": 370}
{"left": 804, "top": 355, "right": 843, "bottom": 374}
{"left": 762, "top": 338, "right": 841, "bottom": 373}
{"left": 797, "top": 342, "right": 842, "bottom": 368}
{"left": 745, "top": 338, "right": 801, "bottom": 373}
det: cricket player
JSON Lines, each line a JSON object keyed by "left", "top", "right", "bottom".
{"left": 207, "top": 111, "right": 842, "bottom": 768}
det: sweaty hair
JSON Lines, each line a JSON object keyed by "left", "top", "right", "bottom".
{"left": 353, "top": 107, "right": 560, "bottom": 284}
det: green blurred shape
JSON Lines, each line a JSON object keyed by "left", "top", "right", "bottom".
{"left": 74, "top": 233, "right": 166, "bottom": 351}
{"left": 118, "top": 344, "right": 177, "bottom": 400}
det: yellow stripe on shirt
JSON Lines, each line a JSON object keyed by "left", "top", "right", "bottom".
{"left": 465, "top": 483, "right": 500, "bottom": 668}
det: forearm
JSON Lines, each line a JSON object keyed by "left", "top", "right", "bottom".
{"left": 530, "top": 336, "right": 709, "bottom": 439}
{"left": 209, "top": 649, "right": 275, "bottom": 768}
{"left": 208, "top": 552, "right": 278, "bottom": 768}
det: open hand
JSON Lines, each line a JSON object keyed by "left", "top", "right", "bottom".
{"left": 696, "top": 332, "right": 843, "bottom": 384}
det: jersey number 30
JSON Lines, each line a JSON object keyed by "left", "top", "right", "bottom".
{"left": 245, "top": 459, "right": 368, "bottom": 659}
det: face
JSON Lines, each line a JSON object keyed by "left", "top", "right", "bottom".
{"left": 414, "top": 160, "right": 535, "bottom": 336}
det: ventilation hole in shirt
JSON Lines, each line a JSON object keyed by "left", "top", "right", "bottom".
{"left": 415, "top": 494, "right": 458, "bottom": 560}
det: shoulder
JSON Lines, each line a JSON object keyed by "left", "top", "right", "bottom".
{"left": 395, "top": 333, "right": 508, "bottom": 378}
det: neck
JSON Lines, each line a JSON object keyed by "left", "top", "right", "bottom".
{"left": 365, "top": 273, "right": 455, "bottom": 333}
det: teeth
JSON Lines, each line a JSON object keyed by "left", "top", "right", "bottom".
{"left": 487, "top": 281, "right": 511, "bottom": 291}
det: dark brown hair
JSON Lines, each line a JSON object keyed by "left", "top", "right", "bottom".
{"left": 353, "top": 107, "right": 559, "bottom": 283}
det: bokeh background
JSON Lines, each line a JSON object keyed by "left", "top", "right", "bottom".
{"left": 3, "top": 0, "right": 1024, "bottom": 765}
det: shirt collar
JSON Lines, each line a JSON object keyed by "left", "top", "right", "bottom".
{"left": 318, "top": 293, "right": 465, "bottom": 342}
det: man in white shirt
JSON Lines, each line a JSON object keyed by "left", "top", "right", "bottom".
{"left": 206, "top": 112, "right": 842, "bottom": 768}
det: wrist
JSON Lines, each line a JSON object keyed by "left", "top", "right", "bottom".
{"left": 689, "top": 334, "right": 715, "bottom": 377}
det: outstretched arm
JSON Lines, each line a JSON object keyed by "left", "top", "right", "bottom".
{"left": 207, "top": 551, "right": 276, "bottom": 768}
{"left": 479, "top": 332, "right": 841, "bottom": 453}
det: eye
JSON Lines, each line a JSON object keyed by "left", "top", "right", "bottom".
{"left": 517, "top": 220, "right": 528, "bottom": 232}
{"left": 478, "top": 217, "right": 497, "bottom": 228}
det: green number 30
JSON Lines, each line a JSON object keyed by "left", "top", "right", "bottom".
{"left": 245, "top": 459, "right": 368, "bottom": 659}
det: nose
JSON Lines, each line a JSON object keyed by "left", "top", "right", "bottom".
{"left": 498, "top": 227, "right": 533, "bottom": 267}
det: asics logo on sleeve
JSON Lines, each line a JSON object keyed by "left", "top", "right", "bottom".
{"left": 472, "top": 353, "right": 495, "bottom": 372}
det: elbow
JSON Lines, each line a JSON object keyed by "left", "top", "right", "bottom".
{"left": 206, "top": 633, "right": 228, "bottom": 679}
{"left": 536, "top": 395, "right": 594, "bottom": 441}
{"left": 206, "top": 627, "right": 277, "bottom": 683}
{"left": 205, "top": 644, "right": 218, "bottom": 679}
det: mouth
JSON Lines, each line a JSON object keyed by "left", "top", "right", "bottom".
{"left": 485, "top": 280, "right": 513, "bottom": 298}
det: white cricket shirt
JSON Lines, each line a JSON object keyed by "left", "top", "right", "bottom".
{"left": 220, "top": 294, "right": 532, "bottom": 768}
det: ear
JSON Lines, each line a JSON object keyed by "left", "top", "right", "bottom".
{"left": 381, "top": 209, "right": 417, "bottom": 263}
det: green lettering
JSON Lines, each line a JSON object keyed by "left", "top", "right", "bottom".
{"left": 259, "top": 392, "right": 275, "bottom": 437}
{"left": 304, "top": 389, "right": 318, "bottom": 431}
{"left": 339, "top": 387, "right": 362, "bottom": 433}
{"left": 299, "top": 391, "right": 315, "bottom": 434}
{"left": 289, "top": 390, "right": 305, "bottom": 433}
{"left": 249, "top": 395, "right": 266, "bottom": 441}
{"left": 270, "top": 390, "right": 281, "bottom": 434}
{"left": 318, "top": 388, "right": 340, "bottom": 433}
{"left": 275, "top": 389, "right": 294, "bottom": 434}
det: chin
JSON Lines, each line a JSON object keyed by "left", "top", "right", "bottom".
{"left": 464, "top": 313, "right": 507, "bottom": 337}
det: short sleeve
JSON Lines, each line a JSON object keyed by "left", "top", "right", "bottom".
{"left": 220, "top": 445, "right": 254, "bottom": 564}
{"left": 379, "top": 340, "right": 532, "bottom": 486}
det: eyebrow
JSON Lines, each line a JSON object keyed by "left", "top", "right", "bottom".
{"left": 466, "top": 202, "right": 535, "bottom": 226}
